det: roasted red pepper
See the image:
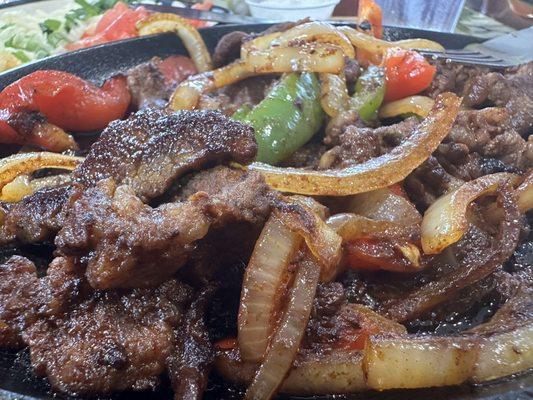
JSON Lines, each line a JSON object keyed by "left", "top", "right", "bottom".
{"left": 0, "top": 70, "right": 131, "bottom": 132}
{"left": 383, "top": 48, "right": 437, "bottom": 102}
{"left": 358, "top": 0, "right": 383, "bottom": 39}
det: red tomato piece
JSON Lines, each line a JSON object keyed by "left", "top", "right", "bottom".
{"left": 0, "top": 70, "right": 131, "bottom": 132}
{"left": 67, "top": 3, "right": 150, "bottom": 50}
{"left": 358, "top": 0, "right": 383, "bottom": 39}
{"left": 157, "top": 55, "right": 197, "bottom": 86}
{"left": 383, "top": 48, "right": 437, "bottom": 102}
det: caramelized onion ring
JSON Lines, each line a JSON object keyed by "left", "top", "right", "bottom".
{"left": 238, "top": 214, "right": 302, "bottom": 362}
{"left": 274, "top": 22, "right": 355, "bottom": 59}
{"left": 378, "top": 95, "right": 435, "bottom": 119}
{"left": 421, "top": 172, "right": 520, "bottom": 254}
{"left": 1, "top": 173, "right": 71, "bottom": 202}
{"left": 245, "top": 253, "right": 320, "bottom": 400}
{"left": 517, "top": 169, "right": 532, "bottom": 212}
{"left": 137, "top": 13, "right": 212, "bottom": 72}
{"left": 0, "top": 152, "right": 82, "bottom": 194}
{"left": 387, "top": 183, "right": 521, "bottom": 322}
{"left": 169, "top": 61, "right": 253, "bottom": 110}
{"left": 249, "top": 92, "right": 461, "bottom": 196}
{"left": 339, "top": 26, "right": 444, "bottom": 56}
{"left": 319, "top": 73, "right": 350, "bottom": 117}
{"left": 243, "top": 43, "right": 345, "bottom": 74}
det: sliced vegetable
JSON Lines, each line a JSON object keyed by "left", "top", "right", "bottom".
{"left": 379, "top": 95, "right": 435, "bottom": 119}
{"left": 245, "top": 253, "right": 320, "bottom": 400}
{"left": 350, "top": 65, "right": 386, "bottom": 122}
{"left": 244, "top": 43, "right": 345, "bottom": 74}
{"left": 274, "top": 21, "right": 355, "bottom": 59}
{"left": 67, "top": 2, "right": 149, "bottom": 50}
{"left": 137, "top": 13, "right": 212, "bottom": 72}
{"left": 421, "top": 173, "right": 519, "bottom": 254}
{"left": 388, "top": 184, "right": 520, "bottom": 321}
{"left": 235, "top": 72, "right": 324, "bottom": 165}
{"left": 364, "top": 335, "right": 478, "bottom": 389}
{"left": 249, "top": 92, "right": 461, "bottom": 196}
{"left": 358, "top": 0, "right": 383, "bottom": 39}
{"left": 327, "top": 213, "right": 417, "bottom": 241}
{"left": 0, "top": 173, "right": 71, "bottom": 202}
{"left": 0, "top": 152, "right": 82, "bottom": 193}
{"left": 216, "top": 347, "right": 367, "bottom": 395}
{"left": 169, "top": 60, "right": 253, "bottom": 110}
{"left": 231, "top": 104, "right": 253, "bottom": 121}
{"left": 339, "top": 26, "right": 444, "bottom": 57}
{"left": 238, "top": 214, "right": 302, "bottom": 362}
{"left": 319, "top": 73, "right": 349, "bottom": 118}
{"left": 0, "top": 70, "right": 131, "bottom": 132}
{"left": 516, "top": 169, "right": 533, "bottom": 212}
{"left": 383, "top": 48, "right": 436, "bottom": 102}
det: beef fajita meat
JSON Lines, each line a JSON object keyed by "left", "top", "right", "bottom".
{"left": 0, "top": 185, "right": 73, "bottom": 245}
{"left": 0, "top": 109, "right": 257, "bottom": 246}
{"left": 0, "top": 256, "right": 40, "bottom": 347}
{"left": 56, "top": 167, "right": 273, "bottom": 290}
{"left": 0, "top": 256, "right": 84, "bottom": 348}
{"left": 23, "top": 278, "right": 193, "bottom": 395}
{"left": 322, "top": 117, "right": 419, "bottom": 168}
{"left": 462, "top": 62, "right": 533, "bottom": 135}
{"left": 73, "top": 108, "right": 257, "bottom": 201}
{"left": 167, "top": 287, "right": 214, "bottom": 400}
{"left": 127, "top": 57, "right": 169, "bottom": 109}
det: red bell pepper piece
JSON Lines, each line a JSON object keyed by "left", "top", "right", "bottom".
{"left": 383, "top": 48, "right": 437, "bottom": 102}
{"left": 0, "top": 70, "right": 130, "bottom": 133}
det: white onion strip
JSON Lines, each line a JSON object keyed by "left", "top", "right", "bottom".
{"left": 421, "top": 172, "right": 520, "bottom": 254}
{"left": 245, "top": 253, "right": 320, "bottom": 400}
{"left": 238, "top": 215, "right": 302, "bottom": 362}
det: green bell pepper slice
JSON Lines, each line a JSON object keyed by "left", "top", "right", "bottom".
{"left": 349, "top": 65, "right": 386, "bottom": 123}
{"left": 234, "top": 72, "right": 324, "bottom": 165}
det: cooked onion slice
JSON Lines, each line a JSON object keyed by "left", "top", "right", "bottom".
{"left": 276, "top": 203, "right": 342, "bottom": 282}
{"left": 137, "top": 13, "right": 212, "bottom": 72}
{"left": 249, "top": 92, "right": 461, "bottom": 196}
{"left": 387, "top": 184, "right": 521, "bottom": 321}
{"left": 364, "top": 335, "right": 478, "bottom": 389}
{"left": 379, "top": 96, "right": 435, "bottom": 119}
{"left": 0, "top": 152, "right": 82, "bottom": 193}
{"left": 238, "top": 214, "right": 302, "bottom": 362}
{"left": 341, "top": 187, "right": 422, "bottom": 226}
{"left": 339, "top": 26, "right": 444, "bottom": 56}
{"left": 421, "top": 172, "right": 519, "bottom": 254}
{"left": 216, "top": 347, "right": 366, "bottom": 395}
{"left": 274, "top": 21, "right": 355, "bottom": 59}
{"left": 243, "top": 43, "right": 345, "bottom": 74}
{"left": 319, "top": 73, "right": 350, "bottom": 117}
{"left": 169, "top": 60, "right": 253, "bottom": 110}
{"left": 245, "top": 253, "right": 320, "bottom": 400}
{"left": 469, "top": 286, "right": 533, "bottom": 382}
{"left": 1, "top": 173, "right": 71, "bottom": 202}
{"left": 328, "top": 213, "right": 417, "bottom": 242}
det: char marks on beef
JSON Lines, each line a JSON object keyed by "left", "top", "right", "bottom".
{"left": 56, "top": 167, "right": 273, "bottom": 290}
{"left": 23, "top": 278, "right": 193, "bottom": 395}
{"left": 73, "top": 108, "right": 257, "bottom": 201}
{"left": 127, "top": 57, "right": 169, "bottom": 109}
{"left": 0, "top": 185, "right": 72, "bottom": 245}
{"left": 167, "top": 287, "right": 214, "bottom": 400}
{"left": 0, "top": 256, "right": 40, "bottom": 347}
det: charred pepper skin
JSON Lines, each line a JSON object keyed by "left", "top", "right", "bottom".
{"left": 234, "top": 72, "right": 324, "bottom": 165}
{"left": 350, "top": 65, "right": 386, "bottom": 123}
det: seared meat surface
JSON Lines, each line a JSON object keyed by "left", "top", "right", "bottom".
{"left": 23, "top": 278, "right": 193, "bottom": 395}
{"left": 56, "top": 167, "right": 272, "bottom": 290}
{"left": 0, "top": 186, "right": 72, "bottom": 244}
{"left": 127, "top": 57, "right": 169, "bottom": 109}
{"left": 167, "top": 287, "right": 214, "bottom": 400}
{"left": 73, "top": 108, "right": 257, "bottom": 201}
{"left": 0, "top": 256, "right": 40, "bottom": 347}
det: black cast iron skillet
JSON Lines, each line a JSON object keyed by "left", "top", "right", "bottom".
{"left": 0, "top": 23, "right": 531, "bottom": 400}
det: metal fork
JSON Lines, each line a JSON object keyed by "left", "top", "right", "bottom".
{"left": 418, "top": 27, "right": 533, "bottom": 68}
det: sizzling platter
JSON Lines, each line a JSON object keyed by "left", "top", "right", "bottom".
{"left": 0, "top": 8, "right": 531, "bottom": 400}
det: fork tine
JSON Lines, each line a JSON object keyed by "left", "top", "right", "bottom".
{"left": 420, "top": 49, "right": 480, "bottom": 56}
{"left": 423, "top": 53, "right": 512, "bottom": 68}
